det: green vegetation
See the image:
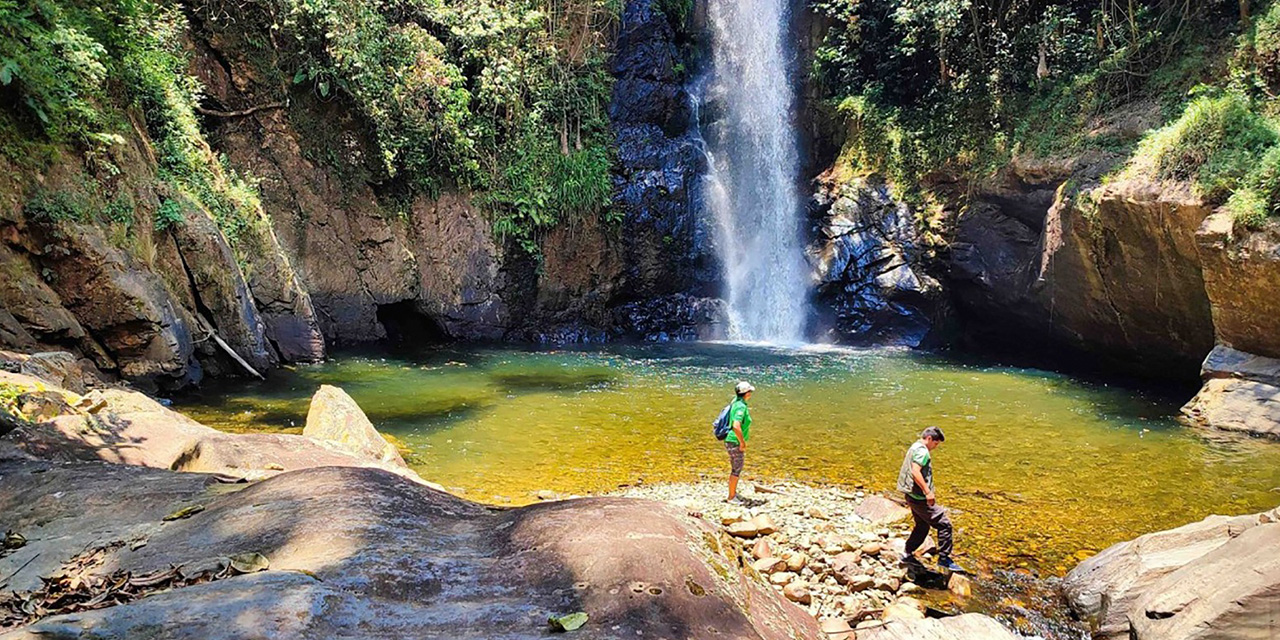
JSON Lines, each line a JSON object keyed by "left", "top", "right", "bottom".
{"left": 213, "top": 0, "right": 621, "bottom": 255}
{"left": 811, "top": 0, "right": 1269, "bottom": 216}
{"left": 2, "top": 0, "right": 623, "bottom": 258}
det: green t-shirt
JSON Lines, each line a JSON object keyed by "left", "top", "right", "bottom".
{"left": 724, "top": 398, "right": 751, "bottom": 444}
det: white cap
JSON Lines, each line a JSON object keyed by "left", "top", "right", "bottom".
{"left": 735, "top": 381, "right": 755, "bottom": 395}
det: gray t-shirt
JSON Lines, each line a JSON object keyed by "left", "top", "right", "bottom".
{"left": 895, "top": 440, "right": 933, "bottom": 499}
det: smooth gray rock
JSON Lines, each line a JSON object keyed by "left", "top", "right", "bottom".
{"left": 1129, "top": 519, "right": 1280, "bottom": 640}
{"left": 1064, "top": 509, "right": 1275, "bottom": 639}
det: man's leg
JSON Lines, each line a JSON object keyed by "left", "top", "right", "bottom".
{"left": 904, "top": 498, "right": 930, "bottom": 556}
{"left": 929, "top": 504, "right": 954, "bottom": 559}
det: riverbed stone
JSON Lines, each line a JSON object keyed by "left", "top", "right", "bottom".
{"left": 0, "top": 459, "right": 822, "bottom": 639}
{"left": 783, "top": 580, "right": 812, "bottom": 604}
{"left": 854, "top": 495, "right": 911, "bottom": 525}
{"left": 752, "top": 538, "right": 774, "bottom": 559}
{"left": 820, "top": 617, "right": 855, "bottom": 639}
{"left": 882, "top": 597, "right": 927, "bottom": 621}
{"left": 1181, "top": 377, "right": 1280, "bottom": 438}
{"left": 752, "top": 557, "right": 787, "bottom": 574}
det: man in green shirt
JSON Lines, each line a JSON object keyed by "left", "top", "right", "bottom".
{"left": 895, "top": 426, "right": 964, "bottom": 573}
{"left": 724, "top": 381, "right": 753, "bottom": 504}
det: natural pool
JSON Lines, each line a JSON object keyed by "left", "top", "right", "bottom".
{"left": 177, "top": 342, "right": 1280, "bottom": 575}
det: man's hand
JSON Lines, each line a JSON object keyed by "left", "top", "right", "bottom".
{"left": 926, "top": 491, "right": 936, "bottom": 506}
{"left": 738, "top": 442, "right": 747, "bottom": 452}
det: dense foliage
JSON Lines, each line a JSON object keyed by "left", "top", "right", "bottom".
{"left": 1, "top": 0, "right": 622, "bottom": 257}
{"left": 811, "top": 0, "right": 1257, "bottom": 203}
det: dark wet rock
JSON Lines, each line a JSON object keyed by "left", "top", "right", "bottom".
{"left": 1064, "top": 508, "right": 1277, "bottom": 639}
{"left": 0, "top": 459, "right": 821, "bottom": 640}
{"left": 610, "top": 294, "right": 729, "bottom": 342}
{"left": 808, "top": 175, "right": 945, "bottom": 347}
{"left": 609, "top": 0, "right": 721, "bottom": 311}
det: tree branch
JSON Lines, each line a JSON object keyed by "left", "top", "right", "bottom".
{"left": 194, "top": 100, "right": 287, "bottom": 119}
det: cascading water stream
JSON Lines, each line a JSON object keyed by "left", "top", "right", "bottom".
{"left": 700, "top": 0, "right": 810, "bottom": 344}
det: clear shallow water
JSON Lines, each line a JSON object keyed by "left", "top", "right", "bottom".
{"left": 176, "top": 343, "right": 1280, "bottom": 575}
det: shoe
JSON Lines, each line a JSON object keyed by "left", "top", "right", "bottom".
{"left": 899, "top": 553, "right": 923, "bottom": 566}
{"left": 724, "top": 496, "right": 745, "bottom": 505}
{"left": 938, "top": 557, "right": 967, "bottom": 573}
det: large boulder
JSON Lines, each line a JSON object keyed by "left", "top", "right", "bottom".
{"left": 1182, "top": 346, "right": 1280, "bottom": 438}
{"left": 1128, "top": 519, "right": 1280, "bottom": 640}
{"left": 857, "top": 613, "right": 1020, "bottom": 639}
{"left": 303, "top": 384, "right": 406, "bottom": 467}
{"left": 1, "top": 372, "right": 415, "bottom": 483}
{"left": 854, "top": 495, "right": 911, "bottom": 525}
{"left": 0, "top": 460, "right": 821, "bottom": 640}
{"left": 1196, "top": 211, "right": 1280, "bottom": 359}
{"left": 1064, "top": 508, "right": 1276, "bottom": 639}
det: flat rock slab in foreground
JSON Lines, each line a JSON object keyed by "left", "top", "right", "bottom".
{"left": 857, "top": 613, "right": 1019, "bottom": 640}
{"left": 0, "top": 458, "right": 819, "bottom": 639}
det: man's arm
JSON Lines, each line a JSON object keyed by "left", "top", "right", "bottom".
{"left": 732, "top": 420, "right": 746, "bottom": 451}
{"left": 911, "top": 462, "right": 934, "bottom": 506}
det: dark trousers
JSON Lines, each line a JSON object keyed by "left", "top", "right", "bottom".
{"left": 905, "top": 494, "right": 954, "bottom": 559}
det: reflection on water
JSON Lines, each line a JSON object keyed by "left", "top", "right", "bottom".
{"left": 177, "top": 343, "right": 1280, "bottom": 575}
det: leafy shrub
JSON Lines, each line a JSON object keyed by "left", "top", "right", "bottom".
{"left": 24, "top": 188, "right": 86, "bottom": 223}
{"left": 153, "top": 198, "right": 184, "bottom": 231}
{"left": 1129, "top": 92, "right": 1278, "bottom": 202}
{"left": 1226, "top": 143, "right": 1280, "bottom": 228}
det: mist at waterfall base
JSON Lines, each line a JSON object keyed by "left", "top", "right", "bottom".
{"left": 701, "top": 0, "right": 810, "bottom": 344}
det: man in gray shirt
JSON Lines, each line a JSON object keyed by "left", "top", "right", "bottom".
{"left": 896, "top": 426, "right": 964, "bottom": 573}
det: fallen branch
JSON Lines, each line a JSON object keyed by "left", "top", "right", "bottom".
{"left": 194, "top": 101, "right": 286, "bottom": 118}
{"left": 195, "top": 316, "right": 265, "bottom": 380}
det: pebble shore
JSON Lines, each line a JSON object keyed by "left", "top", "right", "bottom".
{"left": 609, "top": 480, "right": 971, "bottom": 633}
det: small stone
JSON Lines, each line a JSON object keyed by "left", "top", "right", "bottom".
{"left": 750, "top": 514, "right": 778, "bottom": 535}
{"left": 769, "top": 571, "right": 797, "bottom": 586}
{"left": 727, "top": 521, "right": 760, "bottom": 538}
{"left": 874, "top": 576, "right": 901, "bottom": 592}
{"left": 721, "top": 510, "right": 746, "bottom": 526}
{"left": 783, "top": 580, "right": 812, "bottom": 604}
{"left": 882, "top": 597, "right": 927, "bottom": 621}
{"left": 819, "top": 617, "right": 854, "bottom": 639}
{"left": 948, "top": 573, "right": 973, "bottom": 597}
{"left": 815, "top": 522, "right": 837, "bottom": 533}
{"left": 784, "top": 551, "right": 808, "bottom": 572}
{"left": 861, "top": 542, "right": 883, "bottom": 556}
{"left": 806, "top": 506, "right": 830, "bottom": 520}
{"left": 898, "top": 581, "right": 922, "bottom": 594}
{"left": 844, "top": 574, "right": 875, "bottom": 592}
{"left": 535, "top": 490, "right": 559, "bottom": 501}
{"left": 752, "top": 539, "right": 773, "bottom": 560}
{"left": 751, "top": 557, "right": 786, "bottom": 574}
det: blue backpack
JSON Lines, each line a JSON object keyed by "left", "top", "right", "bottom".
{"left": 712, "top": 400, "right": 735, "bottom": 440}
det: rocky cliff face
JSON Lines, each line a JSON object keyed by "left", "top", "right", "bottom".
{"left": 807, "top": 173, "right": 946, "bottom": 346}
{"left": 0, "top": 118, "right": 323, "bottom": 390}
{"left": 0, "top": 0, "right": 733, "bottom": 388}
{"left": 949, "top": 172, "right": 1217, "bottom": 380}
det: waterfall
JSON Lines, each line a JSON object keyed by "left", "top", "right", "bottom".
{"left": 701, "top": 0, "right": 809, "bottom": 344}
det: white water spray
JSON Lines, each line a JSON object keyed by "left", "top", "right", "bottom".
{"left": 701, "top": 0, "right": 809, "bottom": 344}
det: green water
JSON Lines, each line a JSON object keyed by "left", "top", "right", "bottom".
{"left": 177, "top": 343, "right": 1280, "bottom": 575}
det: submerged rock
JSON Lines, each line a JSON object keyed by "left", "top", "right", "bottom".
{"left": 303, "top": 384, "right": 406, "bottom": 467}
{"left": 0, "top": 461, "right": 821, "bottom": 640}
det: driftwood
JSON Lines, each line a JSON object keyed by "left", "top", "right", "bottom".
{"left": 195, "top": 316, "right": 264, "bottom": 380}
{"left": 194, "top": 101, "right": 286, "bottom": 119}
